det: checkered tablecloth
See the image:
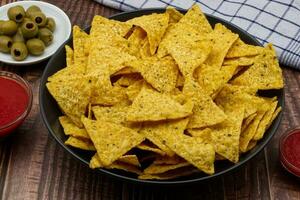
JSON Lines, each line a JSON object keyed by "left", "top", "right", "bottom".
{"left": 95, "top": 0, "right": 300, "bottom": 70}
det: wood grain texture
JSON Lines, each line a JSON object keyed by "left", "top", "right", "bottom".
{"left": 0, "top": 0, "right": 299, "bottom": 199}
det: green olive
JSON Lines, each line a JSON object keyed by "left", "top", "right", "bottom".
{"left": 26, "top": 5, "right": 41, "bottom": 17}
{"left": 20, "top": 19, "right": 38, "bottom": 39}
{"left": 38, "top": 28, "right": 53, "bottom": 46}
{"left": 12, "top": 28, "right": 24, "bottom": 43}
{"left": 11, "top": 42, "right": 28, "bottom": 61}
{"left": 29, "top": 11, "right": 47, "bottom": 27}
{"left": 0, "top": 35, "right": 13, "bottom": 53}
{"left": 7, "top": 5, "right": 25, "bottom": 23}
{"left": 26, "top": 38, "right": 45, "bottom": 56}
{"left": 0, "top": 20, "right": 4, "bottom": 35}
{"left": 0, "top": 20, "right": 18, "bottom": 36}
{"left": 45, "top": 17, "right": 56, "bottom": 32}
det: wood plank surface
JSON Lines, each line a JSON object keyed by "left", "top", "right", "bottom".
{"left": 0, "top": 0, "right": 299, "bottom": 199}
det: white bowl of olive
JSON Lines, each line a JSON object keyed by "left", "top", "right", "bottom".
{"left": 0, "top": 1, "right": 71, "bottom": 65}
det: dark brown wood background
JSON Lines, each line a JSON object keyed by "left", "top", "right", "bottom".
{"left": 0, "top": 0, "right": 300, "bottom": 199}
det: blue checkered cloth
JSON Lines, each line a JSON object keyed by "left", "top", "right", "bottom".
{"left": 95, "top": 0, "right": 300, "bottom": 69}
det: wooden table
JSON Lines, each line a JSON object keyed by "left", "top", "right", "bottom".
{"left": 0, "top": 0, "right": 300, "bottom": 199}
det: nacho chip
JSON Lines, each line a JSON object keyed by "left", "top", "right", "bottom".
{"left": 138, "top": 166, "right": 199, "bottom": 180}
{"left": 127, "top": 56, "right": 178, "bottom": 92}
{"left": 127, "top": 13, "right": 169, "bottom": 55}
{"left": 196, "top": 64, "right": 238, "bottom": 97}
{"left": 92, "top": 105, "right": 129, "bottom": 125}
{"left": 140, "top": 38, "right": 151, "bottom": 58}
{"left": 59, "top": 116, "right": 89, "bottom": 139}
{"left": 137, "top": 141, "right": 166, "bottom": 156}
{"left": 231, "top": 44, "right": 284, "bottom": 90}
{"left": 166, "top": 6, "right": 183, "bottom": 23}
{"left": 143, "top": 162, "right": 190, "bottom": 174}
{"left": 65, "top": 137, "right": 95, "bottom": 151}
{"left": 183, "top": 79, "right": 227, "bottom": 128}
{"left": 65, "top": 45, "right": 74, "bottom": 67}
{"left": 242, "top": 113, "right": 257, "bottom": 132}
{"left": 210, "top": 108, "right": 244, "bottom": 163}
{"left": 90, "top": 154, "right": 142, "bottom": 174}
{"left": 118, "top": 155, "right": 141, "bottom": 167}
{"left": 127, "top": 86, "right": 193, "bottom": 122}
{"left": 73, "top": 26, "right": 89, "bottom": 72}
{"left": 253, "top": 101, "right": 278, "bottom": 140}
{"left": 187, "top": 128, "right": 212, "bottom": 144}
{"left": 125, "top": 80, "right": 144, "bottom": 102}
{"left": 115, "top": 73, "right": 142, "bottom": 87}
{"left": 127, "top": 27, "right": 147, "bottom": 57}
{"left": 153, "top": 155, "right": 185, "bottom": 165}
{"left": 223, "top": 56, "right": 255, "bottom": 67}
{"left": 204, "top": 23, "right": 238, "bottom": 68}
{"left": 113, "top": 67, "right": 138, "bottom": 76}
{"left": 82, "top": 117, "right": 144, "bottom": 166}
{"left": 267, "top": 106, "right": 281, "bottom": 129}
{"left": 144, "top": 118, "right": 215, "bottom": 174}
{"left": 226, "top": 38, "right": 264, "bottom": 58}
{"left": 246, "top": 140, "right": 257, "bottom": 152}
{"left": 47, "top": 75, "right": 92, "bottom": 127}
{"left": 47, "top": 66, "right": 83, "bottom": 82}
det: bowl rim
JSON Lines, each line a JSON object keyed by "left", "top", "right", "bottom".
{"left": 0, "top": 0, "right": 72, "bottom": 66}
{"left": 39, "top": 8, "right": 285, "bottom": 186}
{"left": 0, "top": 70, "right": 33, "bottom": 131}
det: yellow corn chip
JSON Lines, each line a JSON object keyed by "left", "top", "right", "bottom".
{"left": 115, "top": 73, "right": 142, "bottom": 87}
{"left": 127, "top": 13, "right": 169, "bottom": 55}
{"left": 73, "top": 26, "right": 88, "bottom": 73}
{"left": 242, "top": 113, "right": 257, "bottom": 132}
{"left": 210, "top": 108, "right": 244, "bottom": 163}
{"left": 137, "top": 141, "right": 166, "bottom": 156}
{"left": 253, "top": 101, "right": 278, "bottom": 140}
{"left": 245, "top": 140, "right": 257, "bottom": 152}
{"left": 127, "top": 56, "right": 178, "bottom": 92}
{"left": 183, "top": 79, "right": 227, "bottom": 128}
{"left": 127, "top": 86, "right": 193, "bottom": 122}
{"left": 226, "top": 38, "right": 264, "bottom": 58}
{"left": 187, "top": 128, "right": 212, "bottom": 144}
{"left": 65, "top": 136, "right": 95, "bottom": 151}
{"left": 166, "top": 6, "right": 183, "bottom": 23}
{"left": 46, "top": 75, "right": 92, "bottom": 127}
{"left": 231, "top": 44, "right": 284, "bottom": 90}
{"left": 153, "top": 155, "right": 185, "bottom": 165}
{"left": 82, "top": 117, "right": 144, "bottom": 166}
{"left": 65, "top": 45, "right": 74, "bottom": 67}
{"left": 143, "top": 162, "right": 190, "bottom": 174}
{"left": 267, "top": 106, "right": 281, "bottom": 129}
{"left": 47, "top": 66, "right": 83, "bottom": 82}
{"left": 118, "top": 155, "right": 141, "bottom": 167}
{"left": 127, "top": 27, "right": 147, "bottom": 57}
{"left": 113, "top": 67, "right": 138, "bottom": 76}
{"left": 125, "top": 80, "right": 144, "bottom": 102}
{"left": 92, "top": 105, "right": 129, "bottom": 125}
{"left": 205, "top": 23, "right": 238, "bottom": 68}
{"left": 223, "top": 56, "right": 255, "bottom": 67}
{"left": 144, "top": 118, "right": 215, "bottom": 174}
{"left": 138, "top": 166, "right": 199, "bottom": 180}
{"left": 140, "top": 38, "right": 151, "bottom": 58}
{"left": 59, "top": 116, "right": 90, "bottom": 139}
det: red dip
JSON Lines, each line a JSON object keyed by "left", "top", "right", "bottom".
{"left": 280, "top": 129, "right": 300, "bottom": 177}
{"left": 0, "top": 76, "right": 29, "bottom": 128}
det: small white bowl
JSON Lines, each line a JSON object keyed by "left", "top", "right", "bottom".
{"left": 0, "top": 1, "right": 71, "bottom": 65}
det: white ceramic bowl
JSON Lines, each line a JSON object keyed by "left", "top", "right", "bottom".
{"left": 0, "top": 1, "right": 71, "bottom": 65}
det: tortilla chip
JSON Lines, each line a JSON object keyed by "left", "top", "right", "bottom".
{"left": 210, "top": 108, "right": 244, "bottom": 163}
{"left": 113, "top": 67, "right": 138, "bottom": 76}
{"left": 92, "top": 105, "right": 129, "bottom": 126}
{"left": 65, "top": 136, "right": 95, "bottom": 151}
{"left": 245, "top": 140, "right": 257, "bottom": 152}
{"left": 242, "top": 113, "right": 257, "bottom": 132}
{"left": 118, "top": 155, "right": 141, "bottom": 167}
{"left": 65, "top": 45, "right": 74, "bottom": 67}
{"left": 239, "top": 111, "right": 266, "bottom": 152}
{"left": 253, "top": 101, "right": 278, "bottom": 140}
{"left": 183, "top": 79, "right": 227, "bottom": 128}
{"left": 127, "top": 27, "right": 147, "bottom": 57}
{"left": 267, "top": 106, "right": 281, "bottom": 129}
{"left": 125, "top": 80, "right": 144, "bottom": 102}
{"left": 223, "top": 56, "right": 255, "bottom": 67}
{"left": 226, "top": 38, "right": 264, "bottom": 58}
{"left": 127, "top": 56, "right": 178, "bottom": 92}
{"left": 196, "top": 64, "right": 238, "bottom": 97}
{"left": 90, "top": 154, "right": 142, "bottom": 174}
{"left": 127, "top": 86, "right": 193, "bottom": 122}
{"left": 59, "top": 116, "right": 90, "bottom": 139}
{"left": 187, "top": 128, "right": 212, "bottom": 144}
{"left": 144, "top": 118, "right": 215, "bottom": 174}
{"left": 166, "top": 6, "right": 183, "bottom": 23}
{"left": 82, "top": 117, "right": 144, "bottom": 166}
{"left": 230, "top": 44, "right": 284, "bottom": 90}
{"left": 46, "top": 75, "right": 92, "bottom": 127}
{"left": 204, "top": 23, "right": 238, "bottom": 68}
{"left": 143, "top": 162, "right": 190, "bottom": 174}
{"left": 153, "top": 155, "right": 185, "bottom": 165}
{"left": 138, "top": 166, "right": 199, "bottom": 180}
{"left": 140, "top": 38, "right": 151, "bottom": 58}
{"left": 179, "top": 5, "right": 212, "bottom": 34}
{"left": 47, "top": 66, "right": 83, "bottom": 82}
{"left": 137, "top": 141, "right": 166, "bottom": 156}
{"left": 127, "top": 13, "right": 169, "bottom": 55}
{"left": 73, "top": 26, "right": 89, "bottom": 73}
{"left": 176, "top": 73, "right": 185, "bottom": 88}
{"left": 115, "top": 73, "right": 142, "bottom": 87}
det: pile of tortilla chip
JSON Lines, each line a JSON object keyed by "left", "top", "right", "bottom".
{"left": 47, "top": 5, "right": 283, "bottom": 180}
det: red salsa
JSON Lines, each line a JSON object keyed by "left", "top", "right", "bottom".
{"left": 280, "top": 129, "right": 300, "bottom": 177}
{"left": 0, "top": 76, "right": 29, "bottom": 127}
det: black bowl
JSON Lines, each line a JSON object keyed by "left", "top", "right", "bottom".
{"left": 40, "top": 9, "right": 284, "bottom": 186}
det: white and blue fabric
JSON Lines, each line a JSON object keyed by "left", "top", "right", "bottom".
{"left": 95, "top": 0, "right": 300, "bottom": 69}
